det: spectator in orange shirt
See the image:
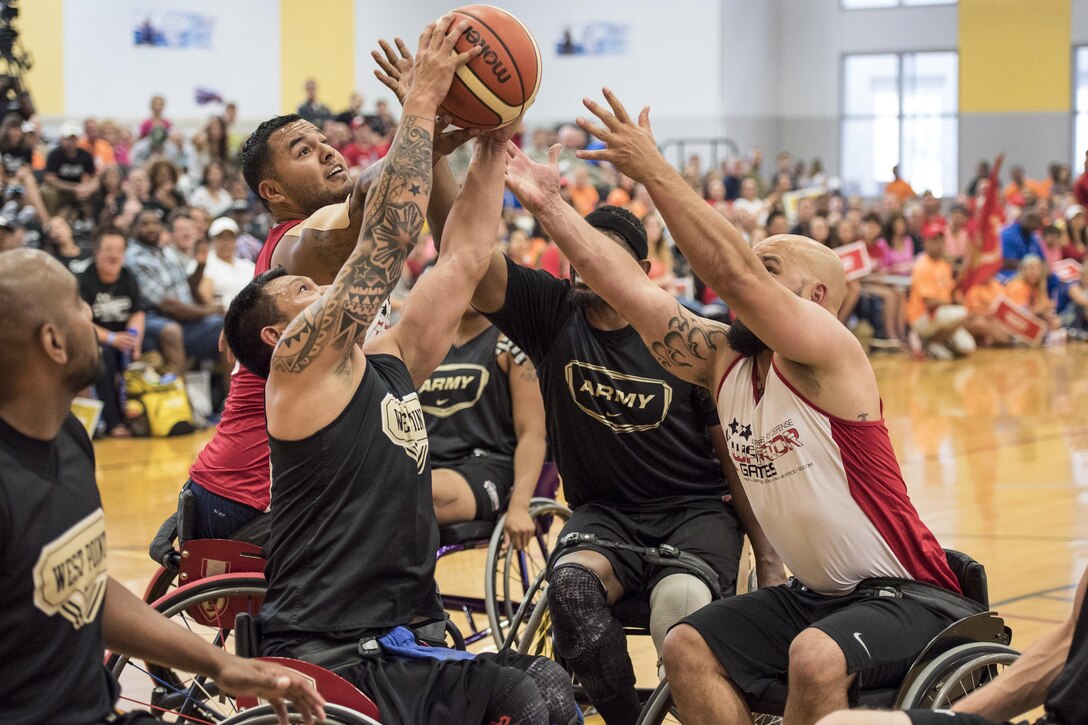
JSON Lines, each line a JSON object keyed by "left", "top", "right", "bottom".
{"left": 78, "top": 118, "right": 116, "bottom": 169}
{"left": 1005, "top": 255, "right": 1060, "bottom": 329}
{"left": 885, "top": 164, "right": 915, "bottom": 204}
{"left": 906, "top": 231, "right": 975, "bottom": 359}
{"left": 1003, "top": 165, "right": 1029, "bottom": 206}
{"left": 568, "top": 166, "right": 599, "bottom": 217}
{"left": 961, "top": 276, "right": 1012, "bottom": 347}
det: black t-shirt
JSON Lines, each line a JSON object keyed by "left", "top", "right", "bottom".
{"left": 420, "top": 325, "right": 518, "bottom": 464}
{"left": 485, "top": 257, "right": 725, "bottom": 511}
{"left": 263, "top": 355, "right": 444, "bottom": 640}
{"left": 0, "top": 415, "right": 115, "bottom": 724}
{"left": 56, "top": 250, "right": 93, "bottom": 276}
{"left": 45, "top": 147, "right": 95, "bottom": 185}
{"left": 78, "top": 264, "right": 146, "bottom": 332}
{"left": 1045, "top": 586, "right": 1088, "bottom": 724}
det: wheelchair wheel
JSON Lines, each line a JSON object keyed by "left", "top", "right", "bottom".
{"left": 218, "top": 703, "right": 380, "bottom": 724}
{"left": 144, "top": 564, "right": 178, "bottom": 603}
{"left": 107, "top": 574, "right": 267, "bottom": 722}
{"left": 895, "top": 642, "right": 1019, "bottom": 709}
{"left": 484, "top": 497, "right": 572, "bottom": 648}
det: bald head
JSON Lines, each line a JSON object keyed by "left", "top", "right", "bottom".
{"left": 753, "top": 234, "right": 846, "bottom": 314}
{"left": 0, "top": 249, "right": 97, "bottom": 397}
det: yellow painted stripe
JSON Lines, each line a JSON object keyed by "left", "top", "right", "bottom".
{"left": 279, "top": 0, "right": 355, "bottom": 116}
{"left": 22, "top": 0, "right": 65, "bottom": 115}
{"left": 959, "top": 0, "right": 1070, "bottom": 113}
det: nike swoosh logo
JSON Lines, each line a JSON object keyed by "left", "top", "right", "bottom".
{"left": 853, "top": 632, "right": 871, "bottom": 658}
{"left": 436, "top": 398, "right": 450, "bottom": 405}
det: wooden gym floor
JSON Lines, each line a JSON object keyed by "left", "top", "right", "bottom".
{"left": 101, "top": 346, "right": 1088, "bottom": 709}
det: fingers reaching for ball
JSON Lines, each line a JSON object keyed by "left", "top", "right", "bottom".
{"left": 576, "top": 88, "right": 663, "bottom": 183}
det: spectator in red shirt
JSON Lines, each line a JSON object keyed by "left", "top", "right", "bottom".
{"left": 138, "top": 95, "right": 172, "bottom": 139}
{"left": 1075, "top": 150, "right": 1088, "bottom": 208}
{"left": 340, "top": 118, "right": 391, "bottom": 170}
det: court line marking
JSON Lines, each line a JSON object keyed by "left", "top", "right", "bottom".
{"left": 995, "top": 611, "right": 1065, "bottom": 626}
{"left": 991, "top": 584, "right": 1077, "bottom": 608}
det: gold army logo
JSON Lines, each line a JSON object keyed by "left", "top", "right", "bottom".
{"left": 381, "top": 392, "right": 431, "bottom": 474}
{"left": 32, "top": 508, "right": 108, "bottom": 630}
{"left": 564, "top": 361, "right": 673, "bottom": 433}
{"left": 418, "top": 363, "right": 489, "bottom": 418}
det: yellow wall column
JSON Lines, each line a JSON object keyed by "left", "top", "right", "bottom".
{"left": 280, "top": 0, "right": 356, "bottom": 116}
{"left": 960, "top": 0, "right": 1070, "bottom": 113}
{"left": 21, "top": 0, "right": 65, "bottom": 115}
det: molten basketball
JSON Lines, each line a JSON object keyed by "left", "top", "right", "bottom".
{"left": 440, "top": 5, "right": 541, "bottom": 129}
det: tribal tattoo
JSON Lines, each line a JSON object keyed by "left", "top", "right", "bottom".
{"left": 272, "top": 115, "right": 433, "bottom": 374}
{"left": 650, "top": 302, "right": 730, "bottom": 373}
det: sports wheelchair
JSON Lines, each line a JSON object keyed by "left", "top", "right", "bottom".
{"left": 143, "top": 464, "right": 569, "bottom": 649}
{"left": 634, "top": 549, "right": 1019, "bottom": 724}
{"left": 507, "top": 531, "right": 757, "bottom": 713}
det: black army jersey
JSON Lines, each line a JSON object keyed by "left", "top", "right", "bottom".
{"left": 486, "top": 257, "right": 725, "bottom": 511}
{"left": 419, "top": 325, "right": 519, "bottom": 464}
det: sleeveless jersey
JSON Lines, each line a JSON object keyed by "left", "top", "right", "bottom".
{"left": 715, "top": 355, "right": 959, "bottom": 595}
{"left": 190, "top": 216, "right": 391, "bottom": 511}
{"left": 188, "top": 219, "right": 303, "bottom": 510}
{"left": 419, "top": 326, "right": 517, "bottom": 464}
{"left": 261, "top": 355, "right": 443, "bottom": 636}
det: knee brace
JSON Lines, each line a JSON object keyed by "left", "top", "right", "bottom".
{"left": 485, "top": 667, "right": 547, "bottom": 725}
{"left": 649, "top": 573, "right": 713, "bottom": 658}
{"left": 547, "top": 564, "right": 640, "bottom": 724}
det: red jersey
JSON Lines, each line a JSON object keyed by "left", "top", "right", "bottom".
{"left": 188, "top": 219, "right": 303, "bottom": 510}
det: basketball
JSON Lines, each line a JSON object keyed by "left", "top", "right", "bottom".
{"left": 439, "top": 5, "right": 542, "bottom": 129}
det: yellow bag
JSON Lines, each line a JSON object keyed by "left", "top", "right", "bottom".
{"left": 123, "top": 368, "right": 196, "bottom": 437}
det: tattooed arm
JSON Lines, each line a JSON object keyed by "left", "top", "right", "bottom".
{"left": 366, "top": 132, "right": 511, "bottom": 387}
{"left": 504, "top": 142, "right": 738, "bottom": 390}
{"left": 267, "top": 16, "right": 478, "bottom": 381}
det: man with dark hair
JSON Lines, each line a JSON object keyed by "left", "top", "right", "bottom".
{"left": 225, "top": 17, "right": 575, "bottom": 724}
{"left": 124, "top": 207, "right": 224, "bottom": 373}
{"left": 0, "top": 248, "right": 325, "bottom": 724}
{"left": 78, "top": 226, "right": 181, "bottom": 437}
{"left": 178, "top": 33, "right": 478, "bottom": 540}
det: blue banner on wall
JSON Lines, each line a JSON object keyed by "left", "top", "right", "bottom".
{"left": 556, "top": 23, "right": 630, "bottom": 56}
{"left": 133, "top": 12, "right": 215, "bottom": 49}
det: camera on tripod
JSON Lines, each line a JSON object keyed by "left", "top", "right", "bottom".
{"left": 0, "top": 1, "right": 35, "bottom": 120}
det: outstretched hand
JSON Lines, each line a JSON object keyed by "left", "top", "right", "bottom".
{"left": 575, "top": 87, "right": 664, "bottom": 183}
{"left": 373, "top": 35, "right": 480, "bottom": 158}
{"left": 216, "top": 657, "right": 326, "bottom": 724}
{"left": 402, "top": 15, "right": 481, "bottom": 112}
{"left": 504, "top": 142, "right": 562, "bottom": 217}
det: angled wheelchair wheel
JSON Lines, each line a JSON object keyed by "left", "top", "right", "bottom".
{"left": 485, "top": 497, "right": 571, "bottom": 648}
{"left": 107, "top": 573, "right": 267, "bottom": 722}
{"left": 219, "top": 703, "right": 381, "bottom": 724}
{"left": 895, "top": 642, "right": 1019, "bottom": 709}
{"left": 635, "top": 680, "right": 780, "bottom": 725}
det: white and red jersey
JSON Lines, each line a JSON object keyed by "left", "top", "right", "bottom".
{"left": 716, "top": 355, "right": 959, "bottom": 596}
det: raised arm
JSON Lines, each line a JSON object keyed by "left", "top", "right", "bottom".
{"left": 576, "top": 89, "right": 859, "bottom": 371}
{"left": 275, "top": 41, "right": 479, "bottom": 284}
{"left": 504, "top": 142, "right": 734, "bottom": 390}
{"left": 270, "top": 17, "right": 477, "bottom": 380}
{"left": 366, "top": 129, "right": 511, "bottom": 387}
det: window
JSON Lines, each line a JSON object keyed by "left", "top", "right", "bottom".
{"left": 1076, "top": 46, "right": 1088, "bottom": 170}
{"left": 842, "top": 0, "right": 955, "bottom": 8}
{"left": 840, "top": 51, "right": 958, "bottom": 198}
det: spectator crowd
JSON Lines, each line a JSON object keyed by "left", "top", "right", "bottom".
{"left": 7, "top": 77, "right": 1088, "bottom": 437}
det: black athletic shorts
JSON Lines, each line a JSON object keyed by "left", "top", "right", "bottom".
{"left": 680, "top": 582, "right": 957, "bottom": 707}
{"left": 906, "top": 711, "right": 1035, "bottom": 725}
{"left": 435, "top": 450, "right": 514, "bottom": 522}
{"left": 262, "top": 631, "right": 540, "bottom": 725}
{"left": 556, "top": 500, "right": 743, "bottom": 599}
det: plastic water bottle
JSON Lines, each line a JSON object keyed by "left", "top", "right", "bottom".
{"left": 118, "top": 327, "right": 138, "bottom": 414}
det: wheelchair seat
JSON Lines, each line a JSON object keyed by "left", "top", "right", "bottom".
{"left": 439, "top": 520, "right": 496, "bottom": 547}
{"left": 944, "top": 549, "right": 989, "bottom": 609}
